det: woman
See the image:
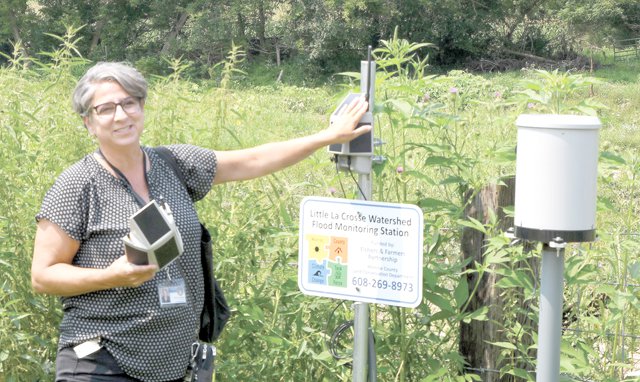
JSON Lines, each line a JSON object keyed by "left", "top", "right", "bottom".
{"left": 31, "top": 61, "right": 370, "bottom": 381}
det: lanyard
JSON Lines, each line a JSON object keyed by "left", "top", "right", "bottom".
{"left": 100, "top": 148, "right": 175, "bottom": 279}
{"left": 98, "top": 147, "right": 150, "bottom": 208}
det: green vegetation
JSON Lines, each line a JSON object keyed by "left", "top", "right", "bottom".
{"left": 2, "top": 31, "right": 640, "bottom": 382}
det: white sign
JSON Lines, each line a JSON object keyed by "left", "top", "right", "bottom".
{"left": 298, "top": 196, "right": 423, "bottom": 308}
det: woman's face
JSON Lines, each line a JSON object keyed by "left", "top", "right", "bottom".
{"left": 84, "top": 80, "right": 145, "bottom": 150}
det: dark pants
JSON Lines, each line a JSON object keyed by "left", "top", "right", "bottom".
{"left": 56, "top": 347, "right": 183, "bottom": 382}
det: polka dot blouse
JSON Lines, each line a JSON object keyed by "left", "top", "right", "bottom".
{"left": 36, "top": 144, "right": 217, "bottom": 381}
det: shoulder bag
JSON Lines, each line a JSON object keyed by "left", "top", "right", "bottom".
{"left": 154, "top": 146, "right": 231, "bottom": 343}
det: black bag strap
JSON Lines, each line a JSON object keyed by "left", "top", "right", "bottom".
{"left": 155, "top": 146, "right": 188, "bottom": 190}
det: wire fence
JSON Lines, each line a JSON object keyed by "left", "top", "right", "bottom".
{"left": 613, "top": 38, "right": 640, "bottom": 62}
{"left": 565, "top": 236, "right": 640, "bottom": 379}
{"left": 462, "top": 230, "right": 640, "bottom": 380}
{"left": 532, "top": 233, "right": 640, "bottom": 380}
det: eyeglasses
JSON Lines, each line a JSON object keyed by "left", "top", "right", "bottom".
{"left": 92, "top": 97, "right": 142, "bottom": 118}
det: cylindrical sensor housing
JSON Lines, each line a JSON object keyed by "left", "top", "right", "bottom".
{"left": 514, "top": 114, "right": 601, "bottom": 243}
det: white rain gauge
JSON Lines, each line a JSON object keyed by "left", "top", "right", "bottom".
{"left": 513, "top": 114, "right": 601, "bottom": 382}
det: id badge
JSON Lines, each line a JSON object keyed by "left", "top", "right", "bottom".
{"left": 73, "top": 337, "right": 102, "bottom": 358}
{"left": 158, "top": 278, "right": 187, "bottom": 307}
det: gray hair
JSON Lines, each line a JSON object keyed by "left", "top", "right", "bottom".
{"left": 72, "top": 62, "right": 148, "bottom": 117}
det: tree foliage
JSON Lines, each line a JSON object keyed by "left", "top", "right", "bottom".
{"left": 2, "top": 0, "right": 639, "bottom": 75}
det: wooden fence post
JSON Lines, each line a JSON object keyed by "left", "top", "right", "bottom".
{"left": 458, "top": 176, "right": 538, "bottom": 381}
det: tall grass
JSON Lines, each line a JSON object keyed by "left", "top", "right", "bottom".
{"left": 2, "top": 30, "right": 640, "bottom": 381}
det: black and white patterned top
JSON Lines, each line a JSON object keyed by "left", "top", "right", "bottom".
{"left": 36, "top": 144, "right": 217, "bottom": 381}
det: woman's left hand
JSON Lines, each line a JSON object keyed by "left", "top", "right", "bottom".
{"left": 323, "top": 96, "right": 371, "bottom": 144}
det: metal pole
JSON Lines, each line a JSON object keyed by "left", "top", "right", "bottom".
{"left": 352, "top": 301, "right": 369, "bottom": 382}
{"left": 353, "top": 50, "right": 375, "bottom": 382}
{"left": 352, "top": 171, "right": 372, "bottom": 382}
{"left": 536, "top": 243, "right": 565, "bottom": 382}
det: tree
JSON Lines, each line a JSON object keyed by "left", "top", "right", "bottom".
{"left": 38, "top": 0, "right": 151, "bottom": 61}
{"left": 0, "top": 0, "right": 35, "bottom": 61}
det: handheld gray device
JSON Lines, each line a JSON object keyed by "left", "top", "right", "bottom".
{"left": 327, "top": 47, "right": 375, "bottom": 157}
{"left": 123, "top": 199, "right": 184, "bottom": 270}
